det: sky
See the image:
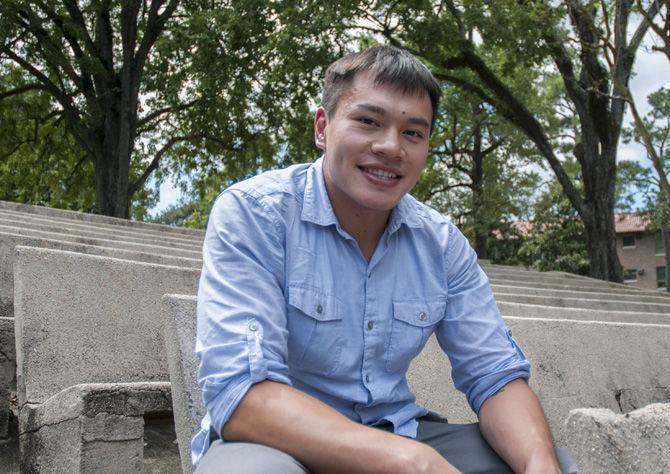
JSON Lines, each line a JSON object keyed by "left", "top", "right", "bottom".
{"left": 148, "top": 30, "right": 670, "bottom": 218}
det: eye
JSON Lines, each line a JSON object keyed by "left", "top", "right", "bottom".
{"left": 357, "top": 116, "right": 377, "bottom": 126}
{"left": 404, "top": 130, "right": 424, "bottom": 139}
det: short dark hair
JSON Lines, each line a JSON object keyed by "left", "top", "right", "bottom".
{"left": 321, "top": 46, "right": 441, "bottom": 133}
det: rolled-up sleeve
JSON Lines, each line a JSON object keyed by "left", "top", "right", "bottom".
{"left": 196, "top": 189, "right": 291, "bottom": 437}
{"left": 436, "top": 224, "right": 530, "bottom": 415}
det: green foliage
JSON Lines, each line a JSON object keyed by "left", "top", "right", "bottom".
{"left": 0, "top": 65, "right": 94, "bottom": 209}
{"left": 516, "top": 171, "right": 590, "bottom": 275}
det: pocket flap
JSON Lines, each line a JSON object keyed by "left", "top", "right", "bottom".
{"left": 288, "top": 284, "right": 342, "bottom": 321}
{"left": 392, "top": 299, "right": 446, "bottom": 327}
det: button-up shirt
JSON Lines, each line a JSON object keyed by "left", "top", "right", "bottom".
{"left": 193, "top": 158, "right": 530, "bottom": 465}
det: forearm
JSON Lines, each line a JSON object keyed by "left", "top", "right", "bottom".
{"left": 223, "top": 380, "right": 456, "bottom": 473}
{"left": 478, "top": 379, "right": 559, "bottom": 474}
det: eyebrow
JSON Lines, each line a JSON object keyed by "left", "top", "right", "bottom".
{"left": 354, "top": 103, "right": 430, "bottom": 130}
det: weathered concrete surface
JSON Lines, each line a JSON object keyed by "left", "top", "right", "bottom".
{"left": 0, "top": 223, "right": 202, "bottom": 259}
{"left": 495, "top": 293, "right": 670, "bottom": 313}
{"left": 0, "top": 199, "right": 203, "bottom": 237}
{"left": 492, "top": 283, "right": 670, "bottom": 305}
{"left": 0, "top": 213, "right": 202, "bottom": 251}
{"left": 19, "top": 382, "right": 173, "bottom": 473}
{"left": 497, "top": 301, "right": 670, "bottom": 325}
{"left": 0, "top": 231, "right": 201, "bottom": 319}
{"left": 488, "top": 277, "right": 655, "bottom": 294}
{"left": 0, "top": 208, "right": 203, "bottom": 246}
{"left": 565, "top": 403, "right": 670, "bottom": 473}
{"left": 163, "top": 294, "right": 202, "bottom": 474}
{"left": 13, "top": 246, "right": 199, "bottom": 407}
{"left": 408, "top": 317, "right": 670, "bottom": 447}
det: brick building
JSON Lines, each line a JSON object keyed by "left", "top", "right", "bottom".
{"left": 615, "top": 213, "right": 667, "bottom": 290}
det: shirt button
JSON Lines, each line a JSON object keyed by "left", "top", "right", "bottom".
{"left": 249, "top": 322, "right": 258, "bottom": 332}
{"left": 316, "top": 304, "right": 323, "bottom": 314}
{"left": 365, "top": 374, "right": 370, "bottom": 383}
{"left": 418, "top": 312, "right": 428, "bottom": 321}
{"left": 367, "top": 321, "right": 374, "bottom": 331}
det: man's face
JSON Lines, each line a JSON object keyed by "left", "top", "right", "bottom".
{"left": 314, "top": 71, "right": 432, "bottom": 220}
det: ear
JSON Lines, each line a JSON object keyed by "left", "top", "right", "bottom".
{"left": 314, "top": 106, "right": 327, "bottom": 151}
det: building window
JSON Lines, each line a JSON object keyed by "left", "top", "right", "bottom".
{"left": 622, "top": 235, "right": 636, "bottom": 248}
{"left": 656, "top": 231, "right": 666, "bottom": 256}
{"left": 657, "top": 266, "right": 667, "bottom": 289}
{"left": 624, "top": 268, "right": 638, "bottom": 282}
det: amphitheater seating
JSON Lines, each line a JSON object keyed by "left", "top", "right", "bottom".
{"left": 1, "top": 201, "right": 669, "bottom": 473}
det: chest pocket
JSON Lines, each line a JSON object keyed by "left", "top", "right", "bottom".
{"left": 386, "top": 299, "right": 446, "bottom": 373}
{"left": 286, "top": 283, "right": 344, "bottom": 375}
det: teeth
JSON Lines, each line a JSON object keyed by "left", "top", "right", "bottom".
{"left": 363, "top": 167, "right": 398, "bottom": 179}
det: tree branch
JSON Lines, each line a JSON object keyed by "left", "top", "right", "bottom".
{"left": 0, "top": 83, "right": 47, "bottom": 100}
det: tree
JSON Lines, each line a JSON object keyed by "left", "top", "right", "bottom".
{"left": 350, "top": 0, "right": 662, "bottom": 281}
{"left": 413, "top": 87, "right": 540, "bottom": 259}
{"left": 0, "top": 1, "right": 352, "bottom": 218}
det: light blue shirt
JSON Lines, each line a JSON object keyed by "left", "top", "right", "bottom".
{"left": 193, "top": 158, "right": 530, "bottom": 465}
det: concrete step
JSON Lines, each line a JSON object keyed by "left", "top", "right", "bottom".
{"left": 497, "top": 301, "right": 670, "bottom": 325}
{"left": 0, "top": 200, "right": 203, "bottom": 238}
{"left": 495, "top": 292, "right": 670, "bottom": 313}
{"left": 488, "top": 277, "right": 659, "bottom": 296}
{"left": 487, "top": 273, "right": 646, "bottom": 292}
{"left": 0, "top": 213, "right": 202, "bottom": 252}
{"left": 492, "top": 284, "right": 670, "bottom": 305}
{"left": 0, "top": 208, "right": 202, "bottom": 247}
{"left": 0, "top": 231, "right": 202, "bottom": 319}
{"left": 0, "top": 224, "right": 202, "bottom": 259}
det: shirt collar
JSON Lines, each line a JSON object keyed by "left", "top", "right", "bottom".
{"left": 301, "top": 156, "right": 425, "bottom": 232}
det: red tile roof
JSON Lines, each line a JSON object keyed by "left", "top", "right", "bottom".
{"left": 507, "top": 213, "right": 651, "bottom": 236}
{"left": 614, "top": 212, "right": 651, "bottom": 233}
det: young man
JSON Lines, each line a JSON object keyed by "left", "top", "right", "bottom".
{"left": 194, "top": 46, "right": 575, "bottom": 473}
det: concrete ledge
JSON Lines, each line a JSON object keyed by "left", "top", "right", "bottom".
{"left": 498, "top": 301, "right": 670, "bottom": 325}
{"left": 0, "top": 224, "right": 201, "bottom": 259}
{"left": 163, "top": 294, "right": 201, "bottom": 474}
{"left": 19, "top": 382, "right": 171, "bottom": 473}
{"left": 0, "top": 214, "right": 202, "bottom": 251}
{"left": 408, "top": 317, "right": 670, "bottom": 447}
{"left": 495, "top": 293, "right": 670, "bottom": 313}
{"left": 0, "top": 208, "right": 203, "bottom": 246}
{"left": 0, "top": 317, "right": 15, "bottom": 440}
{"left": 0, "top": 200, "right": 203, "bottom": 237}
{"left": 488, "top": 277, "right": 652, "bottom": 295}
{"left": 492, "top": 283, "right": 670, "bottom": 305}
{"left": 565, "top": 403, "right": 670, "bottom": 473}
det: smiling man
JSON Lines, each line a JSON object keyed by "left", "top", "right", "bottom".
{"left": 194, "top": 46, "right": 576, "bottom": 473}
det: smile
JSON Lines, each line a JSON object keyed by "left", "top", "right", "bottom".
{"left": 359, "top": 166, "right": 400, "bottom": 180}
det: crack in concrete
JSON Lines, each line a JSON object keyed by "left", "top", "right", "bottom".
{"left": 19, "top": 414, "right": 80, "bottom": 435}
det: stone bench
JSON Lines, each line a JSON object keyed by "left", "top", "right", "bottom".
{"left": 161, "top": 295, "right": 670, "bottom": 472}
{"left": 13, "top": 246, "right": 200, "bottom": 472}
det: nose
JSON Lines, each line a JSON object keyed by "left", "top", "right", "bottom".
{"left": 370, "top": 128, "right": 403, "bottom": 158}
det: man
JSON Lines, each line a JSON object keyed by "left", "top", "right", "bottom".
{"left": 194, "top": 46, "right": 575, "bottom": 473}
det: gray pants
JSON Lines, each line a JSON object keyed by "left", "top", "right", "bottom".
{"left": 196, "top": 419, "right": 578, "bottom": 473}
